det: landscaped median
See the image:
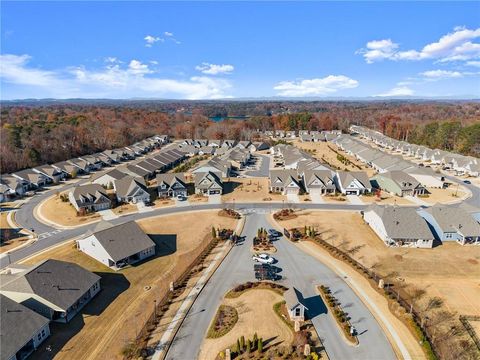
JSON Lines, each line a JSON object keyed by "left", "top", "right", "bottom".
{"left": 317, "top": 285, "right": 358, "bottom": 345}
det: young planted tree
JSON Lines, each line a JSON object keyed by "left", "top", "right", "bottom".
{"left": 258, "top": 338, "right": 263, "bottom": 353}
{"left": 240, "top": 336, "right": 245, "bottom": 352}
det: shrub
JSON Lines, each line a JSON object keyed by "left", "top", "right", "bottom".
{"left": 258, "top": 338, "right": 263, "bottom": 353}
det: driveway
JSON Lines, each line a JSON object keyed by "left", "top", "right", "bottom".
{"left": 97, "top": 209, "right": 118, "bottom": 220}
{"left": 405, "top": 195, "right": 428, "bottom": 206}
{"left": 245, "top": 154, "right": 270, "bottom": 177}
{"left": 208, "top": 194, "right": 222, "bottom": 204}
{"left": 346, "top": 195, "right": 364, "bottom": 205}
{"left": 310, "top": 192, "right": 325, "bottom": 204}
{"left": 165, "top": 212, "right": 396, "bottom": 360}
{"left": 286, "top": 193, "right": 300, "bottom": 203}
{"left": 137, "top": 202, "right": 154, "bottom": 213}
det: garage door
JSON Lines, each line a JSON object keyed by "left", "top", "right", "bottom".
{"left": 346, "top": 190, "right": 358, "bottom": 195}
{"left": 309, "top": 188, "right": 323, "bottom": 195}
{"left": 285, "top": 188, "right": 298, "bottom": 195}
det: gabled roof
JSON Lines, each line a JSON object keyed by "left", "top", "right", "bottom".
{"left": 269, "top": 170, "right": 300, "bottom": 188}
{"left": 423, "top": 205, "right": 480, "bottom": 237}
{"left": 367, "top": 204, "right": 434, "bottom": 240}
{"left": 284, "top": 287, "right": 308, "bottom": 311}
{"left": 90, "top": 168, "right": 127, "bottom": 182}
{"left": 0, "top": 294, "right": 50, "bottom": 360}
{"left": 114, "top": 176, "right": 148, "bottom": 198}
{"left": 194, "top": 171, "right": 223, "bottom": 189}
{"left": 156, "top": 173, "right": 187, "bottom": 188}
{"left": 336, "top": 171, "right": 371, "bottom": 189}
{"left": 70, "top": 184, "right": 110, "bottom": 204}
{"left": 0, "top": 259, "right": 100, "bottom": 311}
{"left": 373, "top": 171, "right": 422, "bottom": 191}
{"left": 303, "top": 170, "right": 335, "bottom": 188}
{"left": 88, "top": 221, "right": 155, "bottom": 262}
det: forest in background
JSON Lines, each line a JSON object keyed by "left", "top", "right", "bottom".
{"left": 1, "top": 100, "right": 479, "bottom": 173}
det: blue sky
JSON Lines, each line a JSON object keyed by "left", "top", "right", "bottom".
{"left": 1, "top": 1, "right": 479, "bottom": 99}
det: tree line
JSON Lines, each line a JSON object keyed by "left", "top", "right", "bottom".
{"left": 1, "top": 101, "right": 479, "bottom": 173}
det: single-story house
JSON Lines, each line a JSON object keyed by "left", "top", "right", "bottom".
{"left": 418, "top": 205, "right": 480, "bottom": 245}
{"left": 303, "top": 170, "right": 336, "bottom": 195}
{"left": 334, "top": 171, "right": 371, "bottom": 195}
{"left": 284, "top": 287, "right": 308, "bottom": 322}
{"left": 0, "top": 176, "right": 29, "bottom": 197}
{"left": 363, "top": 204, "right": 434, "bottom": 248}
{"left": 33, "top": 165, "right": 65, "bottom": 184}
{"left": 77, "top": 221, "right": 156, "bottom": 270}
{"left": 194, "top": 171, "right": 223, "bottom": 196}
{"left": 0, "top": 259, "right": 101, "bottom": 323}
{"left": 90, "top": 168, "right": 127, "bottom": 188}
{"left": 114, "top": 176, "right": 150, "bottom": 204}
{"left": 52, "top": 161, "right": 81, "bottom": 178}
{"left": 156, "top": 173, "right": 188, "bottom": 198}
{"left": 371, "top": 171, "right": 426, "bottom": 197}
{"left": 0, "top": 294, "right": 51, "bottom": 360}
{"left": 12, "top": 169, "right": 49, "bottom": 189}
{"left": 269, "top": 170, "right": 301, "bottom": 195}
{"left": 68, "top": 184, "right": 111, "bottom": 212}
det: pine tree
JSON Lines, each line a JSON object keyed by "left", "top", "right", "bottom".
{"left": 258, "top": 338, "right": 263, "bottom": 353}
{"left": 240, "top": 336, "right": 245, "bottom": 351}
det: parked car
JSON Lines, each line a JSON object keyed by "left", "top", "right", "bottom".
{"left": 463, "top": 180, "right": 471, "bottom": 184}
{"left": 252, "top": 253, "right": 275, "bottom": 264}
{"left": 176, "top": 194, "right": 187, "bottom": 201}
{"left": 268, "top": 229, "right": 282, "bottom": 237}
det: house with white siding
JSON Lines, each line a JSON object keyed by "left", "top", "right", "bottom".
{"left": 363, "top": 204, "right": 434, "bottom": 248}
{"left": 334, "top": 171, "right": 371, "bottom": 195}
{"left": 77, "top": 221, "right": 156, "bottom": 270}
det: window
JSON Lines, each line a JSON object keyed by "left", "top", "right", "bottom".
{"left": 295, "top": 307, "right": 301, "bottom": 316}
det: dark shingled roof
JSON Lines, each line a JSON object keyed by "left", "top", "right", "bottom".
{"left": 0, "top": 259, "right": 100, "bottom": 311}
{"left": 0, "top": 294, "right": 50, "bottom": 360}
{"left": 90, "top": 221, "right": 155, "bottom": 262}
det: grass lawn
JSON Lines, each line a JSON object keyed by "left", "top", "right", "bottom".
{"left": 111, "top": 203, "right": 137, "bottom": 215}
{"left": 38, "top": 194, "right": 100, "bottom": 227}
{"left": 200, "top": 289, "right": 293, "bottom": 360}
{"left": 222, "top": 177, "right": 286, "bottom": 203}
{"left": 23, "top": 211, "right": 238, "bottom": 360}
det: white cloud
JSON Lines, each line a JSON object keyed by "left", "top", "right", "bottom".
{"left": 144, "top": 35, "right": 163, "bottom": 47}
{"left": 466, "top": 60, "right": 480, "bottom": 67}
{"left": 164, "top": 32, "right": 173, "bottom": 37}
{"left": 359, "top": 27, "right": 480, "bottom": 64}
{"left": 377, "top": 86, "right": 414, "bottom": 97}
{"left": 0, "top": 53, "right": 232, "bottom": 99}
{"left": 195, "top": 62, "right": 234, "bottom": 75}
{"left": 273, "top": 75, "right": 359, "bottom": 97}
{"left": 420, "top": 69, "right": 463, "bottom": 79}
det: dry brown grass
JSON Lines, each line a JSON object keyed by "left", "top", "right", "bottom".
{"left": 38, "top": 194, "right": 100, "bottom": 226}
{"left": 199, "top": 289, "right": 293, "bottom": 360}
{"left": 293, "top": 140, "right": 375, "bottom": 177}
{"left": 0, "top": 211, "right": 30, "bottom": 253}
{"left": 23, "top": 211, "right": 238, "bottom": 360}
{"left": 222, "top": 177, "right": 286, "bottom": 203}
{"left": 111, "top": 203, "right": 137, "bottom": 215}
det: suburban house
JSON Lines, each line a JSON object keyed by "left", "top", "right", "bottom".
{"left": 0, "top": 259, "right": 101, "bottom": 323}
{"left": 269, "top": 170, "right": 301, "bottom": 195}
{"left": 12, "top": 169, "right": 49, "bottom": 189}
{"left": 68, "top": 184, "right": 111, "bottom": 212}
{"left": 249, "top": 142, "right": 270, "bottom": 152}
{"left": 33, "top": 165, "right": 65, "bottom": 184}
{"left": 156, "top": 173, "right": 188, "bottom": 198}
{"left": 67, "top": 158, "right": 93, "bottom": 174}
{"left": 363, "top": 204, "right": 435, "bottom": 248}
{"left": 192, "top": 157, "right": 231, "bottom": 178}
{"left": 302, "top": 170, "right": 336, "bottom": 195}
{"left": 0, "top": 175, "right": 29, "bottom": 197}
{"left": 371, "top": 171, "right": 426, "bottom": 197}
{"left": 418, "top": 205, "right": 480, "bottom": 245}
{"left": 194, "top": 171, "right": 223, "bottom": 196}
{"left": 405, "top": 167, "right": 446, "bottom": 188}
{"left": 91, "top": 168, "right": 127, "bottom": 188}
{"left": 284, "top": 287, "right": 308, "bottom": 322}
{"left": 121, "top": 164, "right": 151, "bottom": 180}
{"left": 52, "top": 161, "right": 81, "bottom": 178}
{"left": 114, "top": 176, "right": 151, "bottom": 204}
{"left": 1, "top": 294, "right": 50, "bottom": 360}
{"left": 77, "top": 221, "right": 156, "bottom": 270}
{"left": 334, "top": 171, "right": 371, "bottom": 195}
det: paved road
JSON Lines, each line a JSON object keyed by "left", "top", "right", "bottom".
{"left": 165, "top": 212, "right": 396, "bottom": 360}
{"left": 245, "top": 154, "right": 270, "bottom": 177}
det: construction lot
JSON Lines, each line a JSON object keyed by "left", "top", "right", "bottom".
{"left": 21, "top": 211, "right": 238, "bottom": 360}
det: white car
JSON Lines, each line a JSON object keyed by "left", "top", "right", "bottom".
{"left": 252, "top": 253, "right": 275, "bottom": 264}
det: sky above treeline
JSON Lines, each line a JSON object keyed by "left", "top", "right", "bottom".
{"left": 1, "top": 1, "right": 479, "bottom": 100}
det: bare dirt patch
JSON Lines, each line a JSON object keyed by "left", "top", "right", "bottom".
{"left": 222, "top": 177, "right": 286, "bottom": 203}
